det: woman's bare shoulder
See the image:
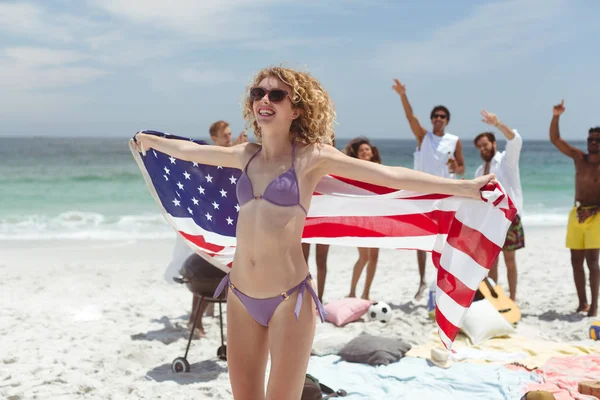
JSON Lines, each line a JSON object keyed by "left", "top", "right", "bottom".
{"left": 235, "top": 141, "right": 259, "bottom": 152}
{"left": 229, "top": 141, "right": 260, "bottom": 166}
{"left": 298, "top": 142, "right": 338, "bottom": 158}
{"left": 297, "top": 142, "right": 343, "bottom": 177}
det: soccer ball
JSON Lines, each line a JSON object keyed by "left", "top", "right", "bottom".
{"left": 590, "top": 321, "right": 600, "bottom": 340}
{"left": 368, "top": 302, "right": 392, "bottom": 323}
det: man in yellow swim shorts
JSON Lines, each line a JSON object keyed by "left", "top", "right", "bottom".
{"left": 550, "top": 99, "right": 600, "bottom": 317}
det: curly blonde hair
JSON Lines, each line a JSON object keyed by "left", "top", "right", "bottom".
{"left": 242, "top": 66, "right": 336, "bottom": 145}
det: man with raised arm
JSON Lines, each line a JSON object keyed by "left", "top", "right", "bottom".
{"left": 550, "top": 100, "right": 600, "bottom": 317}
{"left": 473, "top": 110, "right": 524, "bottom": 301}
{"left": 392, "top": 78, "right": 465, "bottom": 300}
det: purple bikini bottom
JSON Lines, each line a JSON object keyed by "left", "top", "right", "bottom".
{"left": 213, "top": 272, "right": 326, "bottom": 326}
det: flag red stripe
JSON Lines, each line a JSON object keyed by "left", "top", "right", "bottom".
{"left": 402, "top": 193, "right": 454, "bottom": 201}
{"left": 303, "top": 210, "right": 457, "bottom": 238}
{"left": 329, "top": 175, "right": 399, "bottom": 195}
{"left": 179, "top": 231, "right": 226, "bottom": 254}
{"left": 435, "top": 306, "right": 460, "bottom": 347}
{"left": 431, "top": 250, "right": 442, "bottom": 269}
{"left": 500, "top": 207, "right": 518, "bottom": 221}
{"left": 436, "top": 268, "right": 477, "bottom": 308}
{"left": 445, "top": 220, "right": 500, "bottom": 269}
{"left": 323, "top": 176, "right": 455, "bottom": 201}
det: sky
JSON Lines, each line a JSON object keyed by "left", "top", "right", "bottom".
{"left": 0, "top": 0, "right": 598, "bottom": 140}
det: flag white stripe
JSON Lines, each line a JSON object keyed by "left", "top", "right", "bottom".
{"left": 301, "top": 235, "right": 443, "bottom": 249}
{"left": 439, "top": 243, "right": 489, "bottom": 291}
{"left": 308, "top": 196, "right": 456, "bottom": 217}
{"left": 317, "top": 175, "right": 455, "bottom": 200}
{"left": 315, "top": 175, "right": 379, "bottom": 195}
{"left": 172, "top": 216, "right": 238, "bottom": 245}
{"left": 454, "top": 201, "right": 512, "bottom": 247}
{"left": 184, "top": 240, "right": 232, "bottom": 273}
{"left": 438, "top": 328, "right": 453, "bottom": 351}
{"left": 435, "top": 285, "right": 467, "bottom": 328}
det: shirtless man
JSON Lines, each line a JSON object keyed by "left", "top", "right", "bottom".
{"left": 550, "top": 100, "right": 600, "bottom": 317}
{"left": 392, "top": 78, "right": 465, "bottom": 300}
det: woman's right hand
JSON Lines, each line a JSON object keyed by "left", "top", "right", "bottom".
{"left": 134, "top": 132, "right": 152, "bottom": 155}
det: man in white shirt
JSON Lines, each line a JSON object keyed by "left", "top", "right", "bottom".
{"left": 392, "top": 78, "right": 465, "bottom": 300}
{"left": 473, "top": 109, "right": 524, "bottom": 301}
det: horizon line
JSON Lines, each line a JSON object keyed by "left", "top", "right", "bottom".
{"left": 0, "top": 135, "right": 586, "bottom": 143}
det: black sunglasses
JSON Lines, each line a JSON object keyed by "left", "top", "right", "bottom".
{"left": 249, "top": 87, "right": 289, "bottom": 103}
{"left": 588, "top": 137, "right": 600, "bottom": 144}
{"left": 432, "top": 114, "right": 447, "bottom": 120}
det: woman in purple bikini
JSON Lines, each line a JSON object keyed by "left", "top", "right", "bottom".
{"left": 134, "top": 66, "right": 495, "bottom": 400}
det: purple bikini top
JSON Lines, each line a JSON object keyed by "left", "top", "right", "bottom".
{"left": 236, "top": 141, "right": 307, "bottom": 215}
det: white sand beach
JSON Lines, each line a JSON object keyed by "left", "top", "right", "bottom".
{"left": 1, "top": 226, "right": 598, "bottom": 399}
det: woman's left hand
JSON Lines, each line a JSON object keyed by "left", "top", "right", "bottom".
{"left": 468, "top": 174, "right": 497, "bottom": 199}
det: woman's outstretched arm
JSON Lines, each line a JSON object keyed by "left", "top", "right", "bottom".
{"left": 133, "top": 132, "right": 247, "bottom": 169}
{"left": 315, "top": 144, "right": 494, "bottom": 200}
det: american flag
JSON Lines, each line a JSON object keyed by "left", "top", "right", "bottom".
{"left": 130, "top": 130, "right": 517, "bottom": 350}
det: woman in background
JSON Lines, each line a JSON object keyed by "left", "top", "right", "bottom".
{"left": 345, "top": 137, "right": 382, "bottom": 300}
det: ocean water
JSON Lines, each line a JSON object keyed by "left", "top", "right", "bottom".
{"left": 0, "top": 137, "right": 583, "bottom": 240}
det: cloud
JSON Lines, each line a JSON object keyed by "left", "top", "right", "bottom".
{"left": 239, "top": 37, "right": 347, "bottom": 51}
{"left": 178, "top": 67, "right": 237, "bottom": 86}
{"left": 372, "top": 0, "right": 572, "bottom": 76}
{"left": 0, "top": 3, "right": 72, "bottom": 41}
{"left": 84, "top": 33, "right": 183, "bottom": 67}
{"left": 0, "top": 62, "right": 107, "bottom": 90}
{"left": 88, "top": 0, "right": 285, "bottom": 40}
{"left": 0, "top": 2, "right": 98, "bottom": 43}
{"left": 4, "top": 47, "right": 87, "bottom": 66}
{"left": 0, "top": 0, "right": 346, "bottom": 94}
{"left": 0, "top": 91, "right": 90, "bottom": 123}
{"left": 137, "top": 64, "right": 241, "bottom": 95}
{"left": 86, "top": 0, "right": 346, "bottom": 45}
{"left": 0, "top": 46, "right": 105, "bottom": 90}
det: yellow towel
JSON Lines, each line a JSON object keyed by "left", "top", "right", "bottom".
{"left": 407, "top": 332, "right": 600, "bottom": 370}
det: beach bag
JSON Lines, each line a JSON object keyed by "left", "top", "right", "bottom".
{"left": 301, "top": 374, "right": 347, "bottom": 399}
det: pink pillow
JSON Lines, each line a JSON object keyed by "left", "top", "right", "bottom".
{"left": 324, "top": 298, "right": 371, "bottom": 327}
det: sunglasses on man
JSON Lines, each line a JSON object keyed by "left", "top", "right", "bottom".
{"left": 432, "top": 114, "right": 447, "bottom": 120}
{"left": 588, "top": 137, "right": 600, "bottom": 144}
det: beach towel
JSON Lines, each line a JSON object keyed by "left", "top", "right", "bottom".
{"left": 306, "top": 355, "right": 540, "bottom": 400}
{"left": 130, "top": 131, "right": 516, "bottom": 350}
{"left": 414, "top": 132, "right": 459, "bottom": 178}
{"left": 407, "top": 331, "right": 600, "bottom": 370}
{"left": 526, "top": 356, "right": 600, "bottom": 400}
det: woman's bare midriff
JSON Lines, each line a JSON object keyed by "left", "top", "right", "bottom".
{"left": 229, "top": 199, "right": 311, "bottom": 298}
